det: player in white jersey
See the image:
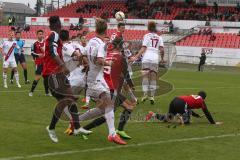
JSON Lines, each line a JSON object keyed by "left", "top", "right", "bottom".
{"left": 131, "top": 21, "right": 164, "bottom": 104}
{"left": 0, "top": 30, "right": 21, "bottom": 88}
{"left": 72, "top": 19, "right": 126, "bottom": 145}
{"left": 72, "top": 34, "right": 91, "bottom": 109}
{"left": 60, "top": 30, "right": 86, "bottom": 97}
{"left": 60, "top": 29, "right": 92, "bottom": 136}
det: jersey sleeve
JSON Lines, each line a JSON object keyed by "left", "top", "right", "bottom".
{"left": 97, "top": 43, "right": 106, "bottom": 58}
{"left": 63, "top": 44, "right": 75, "bottom": 57}
{"left": 31, "top": 42, "right": 38, "bottom": 58}
{"left": 142, "top": 35, "right": 149, "bottom": 47}
{"left": 49, "top": 32, "right": 60, "bottom": 58}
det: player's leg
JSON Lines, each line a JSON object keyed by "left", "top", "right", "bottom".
{"left": 11, "top": 61, "right": 21, "bottom": 88}
{"left": 123, "top": 83, "right": 138, "bottom": 104}
{"left": 141, "top": 68, "right": 150, "bottom": 102}
{"left": 43, "top": 75, "right": 51, "bottom": 96}
{"left": 117, "top": 94, "right": 135, "bottom": 139}
{"left": 46, "top": 73, "right": 86, "bottom": 142}
{"left": 149, "top": 68, "right": 158, "bottom": 105}
{"left": 29, "top": 65, "right": 42, "bottom": 96}
{"left": 20, "top": 54, "right": 29, "bottom": 84}
{"left": 10, "top": 54, "right": 18, "bottom": 84}
{"left": 2, "top": 63, "right": 8, "bottom": 88}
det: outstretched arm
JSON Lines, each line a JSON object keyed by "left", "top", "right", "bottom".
{"left": 202, "top": 102, "right": 220, "bottom": 124}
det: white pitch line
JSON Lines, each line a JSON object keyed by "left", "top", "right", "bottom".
{"left": 0, "top": 133, "right": 239, "bottom": 160}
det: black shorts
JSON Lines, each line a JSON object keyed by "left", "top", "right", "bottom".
{"left": 169, "top": 97, "right": 191, "bottom": 124}
{"left": 35, "top": 64, "right": 43, "bottom": 75}
{"left": 14, "top": 54, "right": 26, "bottom": 64}
{"left": 48, "top": 72, "right": 72, "bottom": 101}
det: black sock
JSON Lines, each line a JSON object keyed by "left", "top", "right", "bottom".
{"left": 118, "top": 109, "right": 132, "bottom": 131}
{"left": 49, "top": 106, "right": 62, "bottom": 130}
{"left": 83, "top": 117, "right": 106, "bottom": 130}
{"left": 30, "top": 80, "right": 38, "bottom": 92}
{"left": 69, "top": 103, "right": 80, "bottom": 129}
{"left": 24, "top": 69, "right": 28, "bottom": 81}
{"left": 10, "top": 70, "right": 14, "bottom": 80}
{"left": 156, "top": 113, "right": 166, "bottom": 121}
{"left": 43, "top": 77, "right": 49, "bottom": 94}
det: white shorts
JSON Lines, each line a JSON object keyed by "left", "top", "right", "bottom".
{"left": 86, "top": 79, "right": 110, "bottom": 99}
{"left": 3, "top": 61, "right": 17, "bottom": 68}
{"left": 142, "top": 60, "right": 159, "bottom": 73}
{"left": 68, "top": 67, "right": 86, "bottom": 88}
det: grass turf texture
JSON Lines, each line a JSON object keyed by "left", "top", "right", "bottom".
{"left": 0, "top": 58, "right": 240, "bottom": 160}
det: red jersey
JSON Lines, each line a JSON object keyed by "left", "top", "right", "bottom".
{"left": 104, "top": 49, "right": 123, "bottom": 90}
{"left": 110, "top": 31, "right": 123, "bottom": 42}
{"left": 42, "top": 31, "right": 63, "bottom": 76}
{"left": 31, "top": 40, "right": 44, "bottom": 65}
{"left": 178, "top": 95, "right": 206, "bottom": 109}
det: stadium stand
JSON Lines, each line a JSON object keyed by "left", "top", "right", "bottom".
{"left": 176, "top": 33, "right": 240, "bottom": 48}
{"left": 42, "top": 1, "right": 239, "bottom": 21}
{"left": 42, "top": 1, "right": 128, "bottom": 18}
{"left": 0, "top": 26, "right": 148, "bottom": 41}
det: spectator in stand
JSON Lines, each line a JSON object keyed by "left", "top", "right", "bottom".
{"left": 213, "top": 2, "right": 218, "bottom": 14}
{"left": 12, "top": 16, "right": 15, "bottom": 26}
{"left": 237, "top": 3, "right": 240, "bottom": 13}
{"left": 8, "top": 17, "right": 12, "bottom": 26}
{"left": 209, "top": 33, "right": 216, "bottom": 41}
{"left": 169, "top": 21, "right": 174, "bottom": 33}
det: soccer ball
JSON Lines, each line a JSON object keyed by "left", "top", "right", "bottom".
{"left": 115, "top": 11, "right": 125, "bottom": 21}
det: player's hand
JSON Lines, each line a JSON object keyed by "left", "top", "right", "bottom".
{"left": 215, "top": 122, "right": 223, "bottom": 125}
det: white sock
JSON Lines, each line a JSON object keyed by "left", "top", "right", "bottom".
{"left": 14, "top": 72, "right": 20, "bottom": 84}
{"left": 105, "top": 106, "right": 116, "bottom": 136}
{"left": 86, "top": 96, "right": 90, "bottom": 105}
{"left": 149, "top": 79, "right": 157, "bottom": 97}
{"left": 142, "top": 76, "right": 149, "bottom": 95}
{"left": 3, "top": 72, "right": 7, "bottom": 84}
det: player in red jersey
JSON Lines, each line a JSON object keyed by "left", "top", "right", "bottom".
{"left": 145, "top": 91, "right": 223, "bottom": 125}
{"left": 44, "top": 16, "right": 89, "bottom": 143}
{"left": 29, "top": 30, "right": 50, "bottom": 97}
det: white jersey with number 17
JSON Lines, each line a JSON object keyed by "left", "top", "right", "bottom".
{"left": 142, "top": 33, "right": 164, "bottom": 64}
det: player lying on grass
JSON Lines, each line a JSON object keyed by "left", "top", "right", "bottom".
{"left": 145, "top": 91, "right": 223, "bottom": 125}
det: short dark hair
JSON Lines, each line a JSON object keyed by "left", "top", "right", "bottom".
{"left": 112, "top": 37, "right": 123, "bottom": 49}
{"left": 95, "top": 18, "right": 107, "bottom": 35}
{"left": 37, "top": 30, "right": 44, "bottom": 34}
{"left": 148, "top": 21, "right": 157, "bottom": 32}
{"left": 117, "top": 22, "right": 125, "bottom": 28}
{"left": 198, "top": 91, "right": 207, "bottom": 99}
{"left": 15, "top": 31, "right": 21, "bottom": 34}
{"left": 49, "top": 16, "right": 61, "bottom": 30}
{"left": 60, "top": 29, "right": 69, "bottom": 41}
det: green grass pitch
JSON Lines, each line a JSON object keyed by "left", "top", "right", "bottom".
{"left": 0, "top": 59, "right": 240, "bottom": 160}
